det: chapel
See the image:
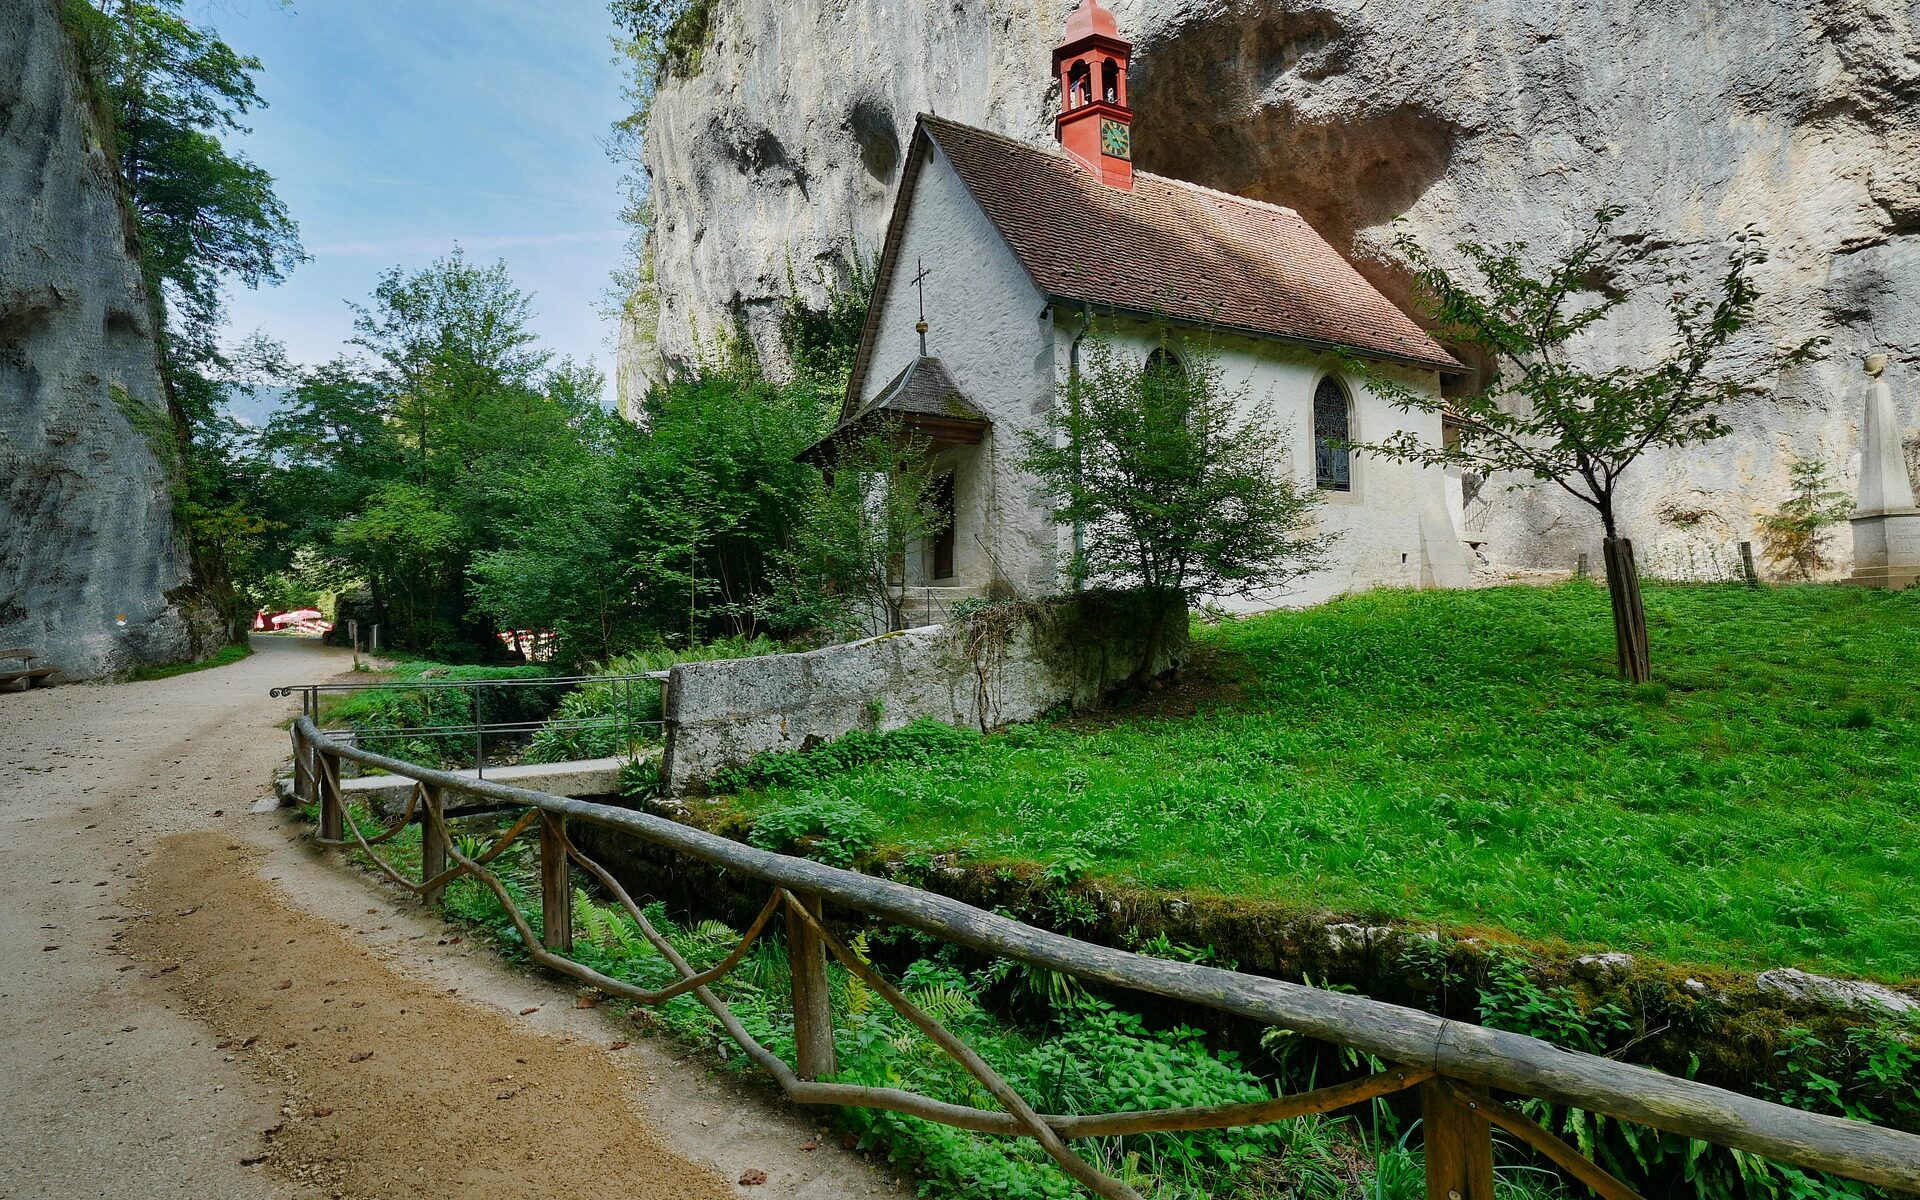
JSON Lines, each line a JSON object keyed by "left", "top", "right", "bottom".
{"left": 806, "top": 0, "right": 1475, "bottom": 620}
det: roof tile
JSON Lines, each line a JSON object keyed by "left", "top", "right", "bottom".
{"left": 920, "top": 115, "right": 1459, "bottom": 371}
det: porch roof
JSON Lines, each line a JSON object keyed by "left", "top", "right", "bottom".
{"left": 800, "top": 356, "right": 990, "bottom": 466}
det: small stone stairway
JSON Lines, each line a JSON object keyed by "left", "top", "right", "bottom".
{"left": 898, "top": 584, "right": 993, "bottom": 629}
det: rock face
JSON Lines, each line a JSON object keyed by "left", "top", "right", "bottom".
{"left": 633, "top": 0, "right": 1920, "bottom": 576}
{"left": 0, "top": 0, "right": 212, "bottom": 678}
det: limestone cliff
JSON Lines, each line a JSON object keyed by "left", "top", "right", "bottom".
{"left": 0, "top": 0, "right": 214, "bottom": 678}
{"left": 630, "top": 0, "right": 1920, "bottom": 576}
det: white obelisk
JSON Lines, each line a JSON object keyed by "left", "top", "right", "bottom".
{"left": 1849, "top": 354, "right": 1920, "bottom": 588}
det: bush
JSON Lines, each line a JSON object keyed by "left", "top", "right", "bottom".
{"left": 713, "top": 718, "right": 982, "bottom": 792}
{"left": 746, "top": 795, "right": 881, "bottom": 866}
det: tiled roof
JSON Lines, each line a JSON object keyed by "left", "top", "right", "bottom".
{"left": 803, "top": 356, "right": 988, "bottom": 465}
{"left": 853, "top": 356, "right": 989, "bottom": 424}
{"left": 919, "top": 115, "right": 1459, "bottom": 373}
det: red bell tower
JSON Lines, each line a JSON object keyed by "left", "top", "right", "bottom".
{"left": 1053, "top": 0, "right": 1133, "bottom": 190}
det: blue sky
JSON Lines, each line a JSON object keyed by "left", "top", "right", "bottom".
{"left": 201, "top": 0, "right": 632, "bottom": 401}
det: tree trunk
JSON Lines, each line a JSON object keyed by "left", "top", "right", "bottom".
{"left": 1602, "top": 536, "right": 1651, "bottom": 683}
{"left": 1129, "top": 591, "right": 1174, "bottom": 690}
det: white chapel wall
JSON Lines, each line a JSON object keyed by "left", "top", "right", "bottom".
{"left": 862, "top": 140, "right": 1059, "bottom": 595}
{"left": 1056, "top": 317, "right": 1470, "bottom": 610}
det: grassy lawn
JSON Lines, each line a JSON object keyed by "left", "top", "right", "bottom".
{"left": 725, "top": 584, "right": 1920, "bottom": 982}
{"left": 126, "top": 641, "right": 252, "bottom": 680}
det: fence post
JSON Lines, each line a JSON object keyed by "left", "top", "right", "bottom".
{"left": 292, "top": 726, "right": 314, "bottom": 806}
{"left": 1739, "top": 540, "right": 1760, "bottom": 588}
{"left": 1422, "top": 1081, "right": 1494, "bottom": 1200}
{"left": 317, "top": 745, "right": 343, "bottom": 843}
{"left": 539, "top": 811, "right": 572, "bottom": 953}
{"left": 420, "top": 783, "right": 447, "bottom": 907}
{"left": 787, "top": 890, "right": 838, "bottom": 1080}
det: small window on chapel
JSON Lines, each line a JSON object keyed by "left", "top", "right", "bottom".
{"left": 1068, "top": 62, "right": 1090, "bottom": 108}
{"left": 1314, "top": 376, "right": 1352, "bottom": 491}
{"left": 1102, "top": 59, "right": 1120, "bottom": 104}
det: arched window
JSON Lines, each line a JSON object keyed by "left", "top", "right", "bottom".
{"left": 1067, "top": 61, "right": 1091, "bottom": 109}
{"left": 1144, "top": 348, "right": 1190, "bottom": 425}
{"left": 1101, "top": 59, "right": 1120, "bottom": 104}
{"left": 1313, "top": 376, "right": 1352, "bottom": 491}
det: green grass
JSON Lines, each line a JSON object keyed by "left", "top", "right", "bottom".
{"left": 724, "top": 584, "right": 1920, "bottom": 982}
{"left": 127, "top": 641, "right": 252, "bottom": 681}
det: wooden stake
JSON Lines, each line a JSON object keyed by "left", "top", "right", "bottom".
{"left": 421, "top": 783, "right": 447, "bottom": 907}
{"left": 1602, "top": 536, "right": 1651, "bottom": 683}
{"left": 540, "top": 811, "right": 572, "bottom": 953}
{"left": 1422, "top": 1079, "right": 1494, "bottom": 1200}
{"left": 1739, "top": 540, "right": 1760, "bottom": 588}
{"left": 317, "top": 748, "right": 343, "bottom": 842}
{"left": 787, "top": 891, "right": 838, "bottom": 1080}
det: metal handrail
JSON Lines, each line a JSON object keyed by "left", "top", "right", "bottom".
{"left": 288, "top": 713, "right": 1920, "bottom": 1196}
{"left": 275, "top": 673, "right": 664, "bottom": 779}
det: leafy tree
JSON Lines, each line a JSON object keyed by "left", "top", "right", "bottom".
{"left": 68, "top": 0, "right": 303, "bottom": 356}
{"left": 1348, "top": 207, "right": 1823, "bottom": 682}
{"left": 348, "top": 250, "right": 550, "bottom": 485}
{"left": 62, "top": 0, "right": 303, "bottom": 634}
{"left": 333, "top": 483, "right": 464, "bottom": 645}
{"left": 470, "top": 452, "right": 649, "bottom": 662}
{"left": 1021, "top": 326, "right": 1329, "bottom": 684}
{"left": 1761, "top": 456, "right": 1854, "bottom": 581}
{"left": 785, "top": 422, "right": 950, "bottom": 637}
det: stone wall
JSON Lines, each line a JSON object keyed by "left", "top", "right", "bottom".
{"left": 0, "top": 0, "right": 214, "bottom": 678}
{"left": 659, "top": 592, "right": 1187, "bottom": 793}
{"left": 629, "top": 0, "right": 1920, "bottom": 581}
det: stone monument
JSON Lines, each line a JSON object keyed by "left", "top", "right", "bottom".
{"left": 1849, "top": 354, "right": 1920, "bottom": 588}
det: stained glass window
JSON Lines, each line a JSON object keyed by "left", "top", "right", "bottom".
{"left": 1314, "top": 377, "right": 1352, "bottom": 491}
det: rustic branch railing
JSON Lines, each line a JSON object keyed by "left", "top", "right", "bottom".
{"left": 287, "top": 714, "right": 1920, "bottom": 1199}
{"left": 273, "top": 672, "right": 664, "bottom": 781}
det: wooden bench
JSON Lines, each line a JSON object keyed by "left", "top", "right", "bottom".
{"left": 0, "top": 648, "right": 57, "bottom": 692}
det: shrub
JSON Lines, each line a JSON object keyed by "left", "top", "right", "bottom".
{"left": 746, "top": 795, "right": 881, "bottom": 866}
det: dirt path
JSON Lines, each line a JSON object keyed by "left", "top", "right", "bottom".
{"left": 0, "top": 638, "right": 898, "bottom": 1200}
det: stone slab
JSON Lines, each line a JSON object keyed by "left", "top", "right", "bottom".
{"left": 342, "top": 755, "right": 640, "bottom": 816}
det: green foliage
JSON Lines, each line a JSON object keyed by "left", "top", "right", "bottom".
{"left": 783, "top": 420, "right": 951, "bottom": 636}
{"left": 432, "top": 860, "right": 1480, "bottom": 1200}
{"left": 1347, "top": 207, "right": 1824, "bottom": 680}
{"left": 1021, "top": 323, "right": 1327, "bottom": 680}
{"left": 779, "top": 243, "right": 875, "bottom": 409}
{"left": 1761, "top": 457, "right": 1854, "bottom": 581}
{"left": 64, "top": 1, "right": 304, "bottom": 637}
{"left": 714, "top": 718, "right": 982, "bottom": 793}
{"left": 746, "top": 795, "right": 882, "bottom": 866}
{"left": 1771, "top": 1018, "right": 1920, "bottom": 1127}
{"left": 719, "top": 584, "right": 1920, "bottom": 979}
{"left": 259, "top": 253, "right": 621, "bottom": 655}
{"left": 319, "top": 658, "right": 557, "bottom": 770}
{"left": 125, "top": 641, "right": 251, "bottom": 681}
{"left": 66, "top": 0, "right": 303, "bottom": 347}
{"left": 519, "top": 638, "right": 781, "bottom": 764}
{"left": 1476, "top": 947, "right": 1631, "bottom": 1053}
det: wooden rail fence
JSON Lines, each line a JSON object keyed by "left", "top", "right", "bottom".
{"left": 288, "top": 714, "right": 1920, "bottom": 1200}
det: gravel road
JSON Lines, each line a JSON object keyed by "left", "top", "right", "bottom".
{"left": 0, "top": 636, "right": 899, "bottom": 1200}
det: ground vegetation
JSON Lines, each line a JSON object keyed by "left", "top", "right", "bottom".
{"left": 1348, "top": 209, "right": 1823, "bottom": 682}
{"left": 714, "top": 583, "right": 1920, "bottom": 981}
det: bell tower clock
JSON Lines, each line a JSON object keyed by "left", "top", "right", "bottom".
{"left": 1054, "top": 0, "right": 1134, "bottom": 190}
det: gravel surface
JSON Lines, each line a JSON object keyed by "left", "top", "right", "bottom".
{"left": 0, "top": 636, "right": 901, "bottom": 1200}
